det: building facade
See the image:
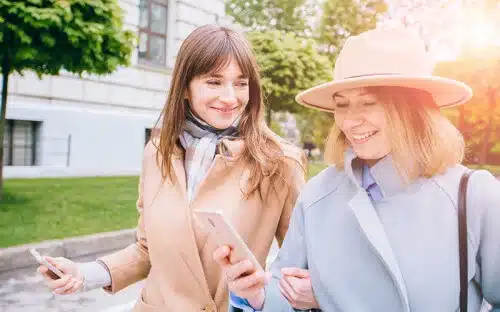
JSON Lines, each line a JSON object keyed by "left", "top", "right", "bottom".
{"left": 3, "top": 0, "right": 227, "bottom": 178}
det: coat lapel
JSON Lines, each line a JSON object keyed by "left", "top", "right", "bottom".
{"left": 169, "top": 155, "right": 212, "bottom": 299}
{"left": 348, "top": 191, "right": 410, "bottom": 312}
{"left": 344, "top": 149, "right": 410, "bottom": 312}
{"left": 165, "top": 140, "right": 245, "bottom": 301}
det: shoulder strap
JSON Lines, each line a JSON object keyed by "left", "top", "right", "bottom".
{"left": 458, "top": 170, "right": 474, "bottom": 311}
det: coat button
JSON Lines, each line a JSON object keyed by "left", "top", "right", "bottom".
{"left": 203, "top": 302, "right": 216, "bottom": 312}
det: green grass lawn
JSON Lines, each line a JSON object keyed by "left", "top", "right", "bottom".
{"left": 0, "top": 163, "right": 329, "bottom": 248}
{"left": 1, "top": 176, "right": 140, "bottom": 248}
{"left": 3, "top": 162, "right": 498, "bottom": 248}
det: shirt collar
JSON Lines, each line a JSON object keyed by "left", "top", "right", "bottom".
{"left": 344, "top": 148, "right": 408, "bottom": 198}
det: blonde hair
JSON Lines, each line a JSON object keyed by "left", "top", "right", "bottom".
{"left": 325, "top": 86, "right": 464, "bottom": 182}
{"left": 154, "top": 25, "right": 299, "bottom": 198}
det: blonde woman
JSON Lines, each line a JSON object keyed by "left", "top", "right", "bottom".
{"left": 37, "top": 25, "right": 306, "bottom": 311}
{"left": 215, "top": 27, "right": 500, "bottom": 311}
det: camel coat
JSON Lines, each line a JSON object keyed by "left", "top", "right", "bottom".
{"left": 98, "top": 139, "right": 306, "bottom": 312}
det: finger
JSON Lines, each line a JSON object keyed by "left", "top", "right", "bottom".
{"left": 44, "top": 256, "right": 62, "bottom": 266}
{"left": 213, "top": 246, "right": 231, "bottom": 266}
{"left": 233, "top": 278, "right": 266, "bottom": 298}
{"left": 278, "top": 280, "right": 294, "bottom": 305}
{"left": 63, "top": 279, "right": 83, "bottom": 294}
{"left": 264, "top": 271, "right": 272, "bottom": 284}
{"left": 280, "top": 275, "right": 300, "bottom": 302}
{"left": 230, "top": 270, "right": 266, "bottom": 293}
{"left": 54, "top": 278, "right": 76, "bottom": 294}
{"left": 225, "top": 260, "right": 255, "bottom": 281}
{"left": 46, "top": 274, "right": 71, "bottom": 290}
{"left": 281, "top": 267, "right": 310, "bottom": 278}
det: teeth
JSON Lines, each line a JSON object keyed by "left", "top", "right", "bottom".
{"left": 215, "top": 107, "right": 235, "bottom": 112}
{"left": 352, "top": 131, "right": 376, "bottom": 140}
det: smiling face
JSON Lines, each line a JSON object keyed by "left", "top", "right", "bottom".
{"left": 333, "top": 88, "right": 390, "bottom": 165}
{"left": 187, "top": 58, "right": 249, "bottom": 130}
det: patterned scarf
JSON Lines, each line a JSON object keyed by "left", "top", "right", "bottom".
{"left": 179, "top": 107, "right": 240, "bottom": 201}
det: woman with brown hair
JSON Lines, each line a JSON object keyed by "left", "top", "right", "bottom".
{"left": 37, "top": 24, "right": 306, "bottom": 311}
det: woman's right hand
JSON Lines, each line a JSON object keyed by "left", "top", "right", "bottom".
{"left": 213, "top": 245, "right": 269, "bottom": 309}
{"left": 37, "top": 256, "right": 84, "bottom": 295}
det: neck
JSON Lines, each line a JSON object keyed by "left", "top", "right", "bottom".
{"left": 364, "top": 158, "right": 382, "bottom": 168}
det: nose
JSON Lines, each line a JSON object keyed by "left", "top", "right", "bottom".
{"left": 340, "top": 110, "right": 365, "bottom": 129}
{"left": 218, "top": 83, "right": 237, "bottom": 104}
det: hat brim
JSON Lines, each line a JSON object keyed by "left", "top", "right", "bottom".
{"left": 295, "top": 75, "right": 473, "bottom": 113}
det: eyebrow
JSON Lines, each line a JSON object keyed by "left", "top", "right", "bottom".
{"left": 206, "top": 73, "right": 248, "bottom": 79}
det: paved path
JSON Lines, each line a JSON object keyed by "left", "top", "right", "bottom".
{"left": 0, "top": 241, "right": 279, "bottom": 312}
{"left": 0, "top": 251, "right": 143, "bottom": 312}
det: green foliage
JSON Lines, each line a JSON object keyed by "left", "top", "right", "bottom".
{"left": 224, "top": 0, "right": 312, "bottom": 36}
{"left": 248, "top": 30, "right": 332, "bottom": 116}
{"left": 0, "top": 0, "right": 136, "bottom": 199}
{"left": 436, "top": 46, "right": 500, "bottom": 164}
{"left": 0, "top": 0, "right": 135, "bottom": 76}
{"left": 296, "top": 109, "right": 334, "bottom": 151}
{"left": 318, "top": 0, "right": 387, "bottom": 54}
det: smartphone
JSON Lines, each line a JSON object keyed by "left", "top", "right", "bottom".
{"left": 194, "top": 210, "right": 263, "bottom": 272}
{"left": 30, "top": 248, "right": 64, "bottom": 279}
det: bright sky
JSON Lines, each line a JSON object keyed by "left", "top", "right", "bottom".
{"left": 379, "top": 0, "right": 500, "bottom": 61}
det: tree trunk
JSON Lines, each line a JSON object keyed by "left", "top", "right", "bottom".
{"left": 0, "top": 54, "right": 10, "bottom": 200}
{"left": 478, "top": 87, "right": 496, "bottom": 166}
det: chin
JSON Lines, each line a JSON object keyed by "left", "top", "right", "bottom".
{"left": 209, "top": 116, "right": 239, "bottom": 129}
{"left": 353, "top": 147, "right": 387, "bottom": 162}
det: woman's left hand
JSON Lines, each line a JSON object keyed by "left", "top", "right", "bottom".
{"left": 279, "top": 267, "right": 319, "bottom": 310}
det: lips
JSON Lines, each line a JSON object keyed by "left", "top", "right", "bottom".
{"left": 350, "top": 131, "right": 378, "bottom": 144}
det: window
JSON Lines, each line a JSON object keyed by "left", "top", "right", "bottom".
{"left": 145, "top": 127, "right": 160, "bottom": 145}
{"left": 138, "top": 0, "right": 168, "bottom": 65}
{"left": 3, "top": 120, "right": 40, "bottom": 166}
{"left": 145, "top": 128, "right": 152, "bottom": 145}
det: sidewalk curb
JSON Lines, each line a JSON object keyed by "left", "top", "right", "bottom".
{"left": 0, "top": 228, "right": 136, "bottom": 273}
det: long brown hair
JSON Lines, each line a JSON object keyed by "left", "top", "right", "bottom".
{"left": 325, "top": 86, "right": 464, "bottom": 182}
{"left": 154, "top": 24, "right": 297, "bottom": 198}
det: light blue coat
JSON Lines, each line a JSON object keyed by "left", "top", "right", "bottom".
{"left": 235, "top": 150, "right": 500, "bottom": 311}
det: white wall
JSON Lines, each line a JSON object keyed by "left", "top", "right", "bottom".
{"left": 2, "top": 0, "right": 227, "bottom": 178}
{"left": 4, "top": 96, "right": 158, "bottom": 178}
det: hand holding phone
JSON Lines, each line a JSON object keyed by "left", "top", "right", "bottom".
{"left": 194, "top": 210, "right": 263, "bottom": 272}
{"left": 32, "top": 249, "right": 84, "bottom": 295}
{"left": 30, "top": 248, "right": 64, "bottom": 279}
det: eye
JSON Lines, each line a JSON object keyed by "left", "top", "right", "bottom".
{"left": 236, "top": 81, "right": 249, "bottom": 87}
{"left": 206, "top": 80, "right": 221, "bottom": 86}
{"left": 335, "top": 103, "right": 349, "bottom": 109}
{"left": 364, "top": 102, "right": 377, "bottom": 106}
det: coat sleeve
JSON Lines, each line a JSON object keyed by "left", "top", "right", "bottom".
{"left": 261, "top": 195, "right": 309, "bottom": 312}
{"left": 469, "top": 170, "right": 500, "bottom": 310}
{"left": 97, "top": 145, "right": 152, "bottom": 293}
{"left": 275, "top": 156, "right": 307, "bottom": 246}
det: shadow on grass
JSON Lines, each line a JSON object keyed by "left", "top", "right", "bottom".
{"left": 0, "top": 189, "right": 32, "bottom": 208}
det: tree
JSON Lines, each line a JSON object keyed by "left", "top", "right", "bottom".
{"left": 436, "top": 46, "right": 500, "bottom": 165}
{"left": 318, "top": 0, "right": 387, "bottom": 55}
{"left": 225, "top": 0, "right": 313, "bottom": 36}
{"left": 0, "top": 0, "right": 135, "bottom": 199}
{"left": 247, "top": 30, "right": 333, "bottom": 124}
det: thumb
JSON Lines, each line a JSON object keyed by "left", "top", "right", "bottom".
{"left": 281, "top": 267, "right": 310, "bottom": 278}
{"left": 44, "top": 256, "right": 69, "bottom": 272}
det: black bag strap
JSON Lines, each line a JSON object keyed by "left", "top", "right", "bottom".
{"left": 458, "top": 170, "right": 474, "bottom": 311}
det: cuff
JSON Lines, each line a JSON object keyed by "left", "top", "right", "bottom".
{"left": 229, "top": 292, "right": 261, "bottom": 312}
{"left": 79, "top": 261, "right": 112, "bottom": 291}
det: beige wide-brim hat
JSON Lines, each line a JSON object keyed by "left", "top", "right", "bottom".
{"left": 296, "top": 27, "right": 473, "bottom": 112}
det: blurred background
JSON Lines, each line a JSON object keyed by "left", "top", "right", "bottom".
{"left": 0, "top": 0, "right": 499, "bottom": 311}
